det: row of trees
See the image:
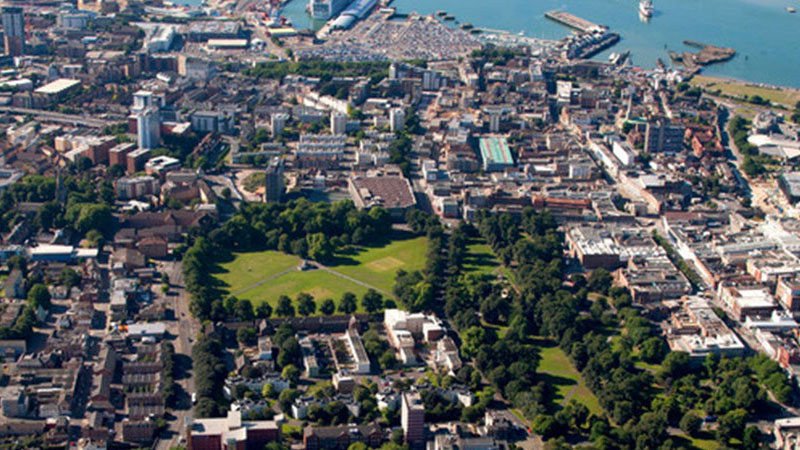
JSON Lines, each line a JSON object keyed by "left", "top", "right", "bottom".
{"left": 393, "top": 211, "right": 445, "bottom": 312}
{"left": 192, "top": 336, "right": 228, "bottom": 418}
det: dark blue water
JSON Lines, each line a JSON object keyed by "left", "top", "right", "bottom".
{"left": 281, "top": 0, "right": 800, "bottom": 87}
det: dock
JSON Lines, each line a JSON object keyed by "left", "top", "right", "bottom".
{"left": 544, "top": 11, "right": 604, "bottom": 33}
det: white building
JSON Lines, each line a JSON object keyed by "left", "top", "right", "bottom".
{"left": 271, "top": 113, "right": 289, "bottom": 136}
{"left": 136, "top": 107, "right": 161, "bottom": 150}
{"left": 330, "top": 112, "right": 347, "bottom": 135}
{"left": 389, "top": 107, "right": 406, "bottom": 132}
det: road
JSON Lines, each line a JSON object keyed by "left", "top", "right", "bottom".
{"left": 155, "top": 261, "right": 200, "bottom": 450}
{"left": 0, "top": 106, "right": 122, "bottom": 128}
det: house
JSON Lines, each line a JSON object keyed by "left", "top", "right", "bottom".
{"left": 4, "top": 269, "right": 25, "bottom": 299}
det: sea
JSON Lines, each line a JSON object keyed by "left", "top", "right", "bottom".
{"left": 274, "top": 0, "right": 800, "bottom": 88}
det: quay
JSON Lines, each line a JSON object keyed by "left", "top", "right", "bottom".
{"left": 544, "top": 11, "right": 604, "bottom": 33}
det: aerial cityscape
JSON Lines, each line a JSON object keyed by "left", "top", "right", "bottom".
{"left": 0, "top": 0, "right": 798, "bottom": 449}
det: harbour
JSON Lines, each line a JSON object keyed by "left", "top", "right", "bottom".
{"left": 544, "top": 10, "right": 602, "bottom": 33}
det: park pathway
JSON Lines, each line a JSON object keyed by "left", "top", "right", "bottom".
{"left": 230, "top": 267, "right": 299, "bottom": 296}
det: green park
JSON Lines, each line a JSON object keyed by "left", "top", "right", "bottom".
{"left": 213, "top": 232, "right": 428, "bottom": 314}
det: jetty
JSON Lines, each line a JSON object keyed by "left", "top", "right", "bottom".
{"left": 545, "top": 11, "right": 604, "bottom": 33}
{"left": 670, "top": 40, "right": 736, "bottom": 71}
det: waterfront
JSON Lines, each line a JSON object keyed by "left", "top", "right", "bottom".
{"left": 281, "top": 0, "right": 800, "bottom": 87}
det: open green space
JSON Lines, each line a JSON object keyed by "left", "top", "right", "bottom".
{"left": 691, "top": 74, "right": 800, "bottom": 108}
{"left": 463, "top": 239, "right": 503, "bottom": 280}
{"left": 235, "top": 270, "right": 369, "bottom": 312}
{"left": 533, "top": 338, "right": 602, "bottom": 415}
{"left": 215, "top": 250, "right": 300, "bottom": 294}
{"left": 329, "top": 232, "right": 428, "bottom": 293}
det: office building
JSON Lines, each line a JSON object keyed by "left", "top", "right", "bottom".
{"left": 401, "top": 392, "right": 425, "bottom": 448}
{"left": 2, "top": 7, "right": 24, "bottom": 56}
{"left": 264, "top": 157, "right": 284, "bottom": 203}
{"left": 330, "top": 112, "right": 347, "bottom": 135}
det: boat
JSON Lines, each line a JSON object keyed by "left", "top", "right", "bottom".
{"left": 436, "top": 10, "right": 447, "bottom": 16}
{"left": 444, "top": 15, "right": 455, "bottom": 20}
{"left": 639, "top": 0, "right": 654, "bottom": 17}
{"left": 608, "top": 52, "right": 618, "bottom": 62}
{"left": 460, "top": 22, "right": 473, "bottom": 29}
{"left": 518, "top": 30, "right": 525, "bottom": 36}
{"left": 788, "top": 7, "right": 797, "bottom": 13}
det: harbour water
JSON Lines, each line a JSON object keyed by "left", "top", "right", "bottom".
{"left": 280, "top": 0, "right": 800, "bottom": 88}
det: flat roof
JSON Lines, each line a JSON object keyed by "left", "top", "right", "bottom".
{"left": 207, "top": 39, "right": 249, "bottom": 48}
{"left": 479, "top": 136, "right": 514, "bottom": 166}
{"left": 34, "top": 79, "right": 80, "bottom": 95}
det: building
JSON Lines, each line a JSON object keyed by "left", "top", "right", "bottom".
{"left": 271, "top": 113, "right": 288, "bottom": 136}
{"left": 478, "top": 137, "right": 514, "bottom": 171}
{"left": 191, "top": 111, "right": 233, "bottom": 134}
{"left": 390, "top": 108, "right": 406, "bottom": 132}
{"left": 127, "top": 148, "right": 151, "bottom": 174}
{"left": 666, "top": 296, "right": 746, "bottom": 361}
{"left": 384, "top": 309, "right": 444, "bottom": 365}
{"left": 779, "top": 172, "right": 800, "bottom": 204}
{"left": 185, "top": 410, "right": 279, "bottom": 450}
{"left": 34, "top": 79, "right": 81, "bottom": 102}
{"left": 401, "top": 392, "right": 425, "bottom": 448}
{"left": 136, "top": 108, "right": 160, "bottom": 149}
{"left": 145, "top": 156, "right": 180, "bottom": 178}
{"left": 109, "top": 142, "right": 136, "bottom": 168}
{"left": 566, "top": 226, "right": 623, "bottom": 270}
{"left": 348, "top": 169, "right": 416, "bottom": 218}
{"left": 0, "top": 386, "right": 28, "bottom": 418}
{"left": 2, "top": 7, "right": 24, "bottom": 56}
{"left": 774, "top": 417, "right": 800, "bottom": 450}
{"left": 264, "top": 157, "right": 284, "bottom": 203}
{"left": 718, "top": 284, "right": 778, "bottom": 321}
{"left": 344, "top": 327, "right": 371, "bottom": 374}
{"left": 776, "top": 277, "right": 800, "bottom": 312}
{"left": 644, "top": 120, "right": 685, "bottom": 154}
{"left": 304, "top": 423, "right": 383, "bottom": 450}
{"left": 331, "top": 112, "right": 347, "bottom": 135}
{"left": 115, "top": 176, "right": 159, "bottom": 200}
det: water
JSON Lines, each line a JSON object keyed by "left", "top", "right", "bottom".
{"left": 281, "top": 0, "right": 800, "bottom": 87}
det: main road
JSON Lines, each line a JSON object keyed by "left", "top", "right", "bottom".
{"left": 156, "top": 260, "right": 201, "bottom": 450}
{"left": 0, "top": 106, "right": 123, "bottom": 128}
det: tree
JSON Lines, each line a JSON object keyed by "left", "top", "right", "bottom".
{"left": 282, "top": 364, "right": 301, "bottom": 384}
{"left": 307, "top": 233, "right": 334, "bottom": 262}
{"left": 587, "top": 268, "right": 612, "bottom": 294}
{"left": 256, "top": 302, "right": 273, "bottom": 319}
{"left": 361, "top": 289, "right": 383, "bottom": 313}
{"left": 640, "top": 336, "right": 667, "bottom": 363}
{"left": 659, "top": 351, "right": 690, "bottom": 380}
{"left": 276, "top": 295, "right": 295, "bottom": 317}
{"left": 27, "top": 284, "right": 51, "bottom": 310}
{"left": 262, "top": 382, "right": 276, "bottom": 399}
{"left": 461, "top": 326, "right": 485, "bottom": 359}
{"left": 320, "top": 298, "right": 335, "bottom": 315}
{"left": 59, "top": 268, "right": 81, "bottom": 288}
{"left": 531, "top": 414, "right": 559, "bottom": 440}
{"left": 297, "top": 293, "right": 316, "bottom": 316}
{"left": 717, "top": 408, "right": 747, "bottom": 443}
{"left": 237, "top": 327, "right": 257, "bottom": 346}
{"left": 679, "top": 412, "right": 701, "bottom": 437}
{"left": 348, "top": 443, "right": 368, "bottom": 450}
{"left": 338, "top": 292, "right": 357, "bottom": 314}
{"left": 742, "top": 426, "right": 762, "bottom": 450}
{"left": 235, "top": 299, "right": 255, "bottom": 321}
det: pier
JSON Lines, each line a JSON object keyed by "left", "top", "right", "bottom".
{"left": 544, "top": 11, "right": 604, "bottom": 33}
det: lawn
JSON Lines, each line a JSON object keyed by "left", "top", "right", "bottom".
{"left": 234, "top": 269, "right": 370, "bottom": 312}
{"left": 533, "top": 338, "right": 602, "bottom": 415}
{"left": 330, "top": 232, "right": 428, "bottom": 293}
{"left": 691, "top": 75, "right": 800, "bottom": 108}
{"left": 215, "top": 250, "right": 300, "bottom": 294}
{"left": 463, "top": 239, "right": 502, "bottom": 280}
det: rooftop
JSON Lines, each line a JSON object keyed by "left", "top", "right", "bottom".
{"left": 34, "top": 79, "right": 80, "bottom": 95}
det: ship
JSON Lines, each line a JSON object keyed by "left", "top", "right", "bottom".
{"left": 639, "top": 0, "right": 654, "bottom": 17}
{"left": 788, "top": 7, "right": 797, "bottom": 13}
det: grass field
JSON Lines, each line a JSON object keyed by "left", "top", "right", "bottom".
{"left": 213, "top": 232, "right": 427, "bottom": 314}
{"left": 215, "top": 250, "right": 300, "bottom": 293}
{"left": 236, "top": 270, "right": 369, "bottom": 311}
{"left": 533, "top": 338, "right": 602, "bottom": 415}
{"left": 463, "top": 239, "right": 502, "bottom": 280}
{"left": 690, "top": 75, "right": 800, "bottom": 107}
{"left": 330, "top": 232, "right": 428, "bottom": 293}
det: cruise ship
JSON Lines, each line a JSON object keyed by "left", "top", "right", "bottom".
{"left": 639, "top": 0, "right": 654, "bottom": 17}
